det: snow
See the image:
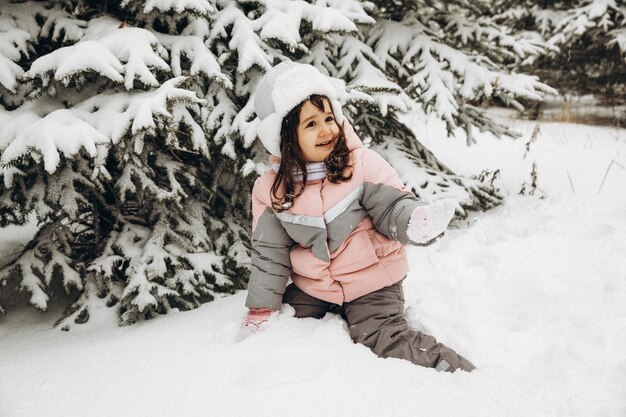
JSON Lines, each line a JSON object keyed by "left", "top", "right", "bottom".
{"left": 1, "top": 115, "right": 626, "bottom": 416}
{"left": 0, "top": 107, "right": 109, "bottom": 174}
{"left": 26, "top": 17, "right": 171, "bottom": 90}
{"left": 0, "top": 28, "right": 29, "bottom": 91}
{"left": 210, "top": 5, "right": 273, "bottom": 74}
{"left": 38, "top": 8, "right": 86, "bottom": 43}
{"left": 369, "top": 16, "right": 556, "bottom": 128}
{"left": 0, "top": 53, "right": 25, "bottom": 92}
{"left": 546, "top": 0, "right": 626, "bottom": 49}
{"left": 141, "top": 0, "right": 215, "bottom": 16}
{"left": 608, "top": 27, "right": 626, "bottom": 52}
{"left": 0, "top": 77, "right": 205, "bottom": 180}
{"left": 156, "top": 32, "right": 228, "bottom": 85}
{"left": 258, "top": 9, "right": 302, "bottom": 47}
{"left": 311, "top": 7, "right": 358, "bottom": 33}
{"left": 27, "top": 40, "right": 124, "bottom": 85}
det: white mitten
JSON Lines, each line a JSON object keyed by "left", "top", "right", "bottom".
{"left": 406, "top": 199, "right": 456, "bottom": 244}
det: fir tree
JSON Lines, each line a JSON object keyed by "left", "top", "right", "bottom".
{"left": 0, "top": 0, "right": 553, "bottom": 327}
{"left": 492, "top": 0, "right": 626, "bottom": 102}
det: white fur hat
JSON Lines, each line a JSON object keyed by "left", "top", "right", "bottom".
{"left": 253, "top": 62, "right": 344, "bottom": 157}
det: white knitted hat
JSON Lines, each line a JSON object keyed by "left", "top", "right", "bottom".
{"left": 253, "top": 62, "right": 344, "bottom": 157}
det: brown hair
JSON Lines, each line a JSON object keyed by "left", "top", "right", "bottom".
{"left": 270, "top": 95, "right": 353, "bottom": 212}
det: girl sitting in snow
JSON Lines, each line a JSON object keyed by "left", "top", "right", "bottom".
{"left": 243, "top": 62, "right": 475, "bottom": 373}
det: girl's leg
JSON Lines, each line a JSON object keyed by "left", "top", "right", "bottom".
{"left": 282, "top": 283, "right": 334, "bottom": 319}
{"left": 343, "top": 282, "right": 475, "bottom": 372}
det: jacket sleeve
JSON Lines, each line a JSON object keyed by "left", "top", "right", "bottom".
{"left": 359, "top": 149, "right": 421, "bottom": 245}
{"left": 245, "top": 178, "right": 294, "bottom": 310}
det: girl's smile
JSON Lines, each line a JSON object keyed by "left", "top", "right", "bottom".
{"left": 316, "top": 138, "right": 334, "bottom": 147}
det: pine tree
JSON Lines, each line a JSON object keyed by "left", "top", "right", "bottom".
{"left": 0, "top": 0, "right": 553, "bottom": 327}
{"left": 492, "top": 0, "right": 626, "bottom": 102}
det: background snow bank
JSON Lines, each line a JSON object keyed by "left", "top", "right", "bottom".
{"left": 1, "top": 116, "right": 625, "bottom": 417}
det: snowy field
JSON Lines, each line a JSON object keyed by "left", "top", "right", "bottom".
{"left": 1, "top": 115, "right": 625, "bottom": 417}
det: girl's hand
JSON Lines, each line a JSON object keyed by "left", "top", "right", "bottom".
{"left": 407, "top": 199, "right": 456, "bottom": 244}
{"left": 240, "top": 308, "right": 273, "bottom": 339}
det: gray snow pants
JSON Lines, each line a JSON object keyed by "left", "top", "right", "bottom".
{"left": 283, "top": 281, "right": 475, "bottom": 373}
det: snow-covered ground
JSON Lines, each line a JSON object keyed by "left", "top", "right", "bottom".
{"left": 1, "top": 115, "right": 625, "bottom": 417}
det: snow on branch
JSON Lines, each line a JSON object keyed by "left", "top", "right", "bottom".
{"left": 308, "top": 6, "right": 359, "bottom": 33}
{"left": 45, "top": 247, "right": 83, "bottom": 293}
{"left": 0, "top": 27, "right": 30, "bottom": 91}
{"left": 169, "top": 200, "right": 212, "bottom": 249}
{"left": 0, "top": 165, "right": 24, "bottom": 188}
{"left": 0, "top": 105, "right": 109, "bottom": 174}
{"left": 46, "top": 165, "right": 91, "bottom": 219}
{"left": 86, "top": 230, "right": 125, "bottom": 283}
{"left": 0, "top": 2, "right": 86, "bottom": 44}
{"left": 27, "top": 17, "right": 169, "bottom": 91}
{"left": 1, "top": 77, "right": 205, "bottom": 175}
{"left": 0, "top": 252, "right": 49, "bottom": 314}
{"left": 263, "top": 0, "right": 373, "bottom": 35}
{"left": 13, "top": 249, "right": 48, "bottom": 310}
{"left": 38, "top": 6, "right": 86, "bottom": 43}
{"left": 493, "top": 6, "right": 568, "bottom": 38}
{"left": 373, "top": 139, "right": 471, "bottom": 213}
{"left": 0, "top": 2, "right": 87, "bottom": 91}
{"left": 231, "top": 89, "right": 258, "bottom": 149}
{"left": 153, "top": 31, "right": 231, "bottom": 87}
{"left": 330, "top": 35, "right": 410, "bottom": 116}
{"left": 209, "top": 0, "right": 374, "bottom": 73}
{"left": 324, "top": 0, "right": 375, "bottom": 26}
{"left": 116, "top": 221, "right": 179, "bottom": 317}
{"left": 204, "top": 89, "right": 237, "bottom": 152}
{"left": 549, "top": 0, "right": 626, "bottom": 50}
{"left": 27, "top": 40, "right": 125, "bottom": 87}
{"left": 0, "top": 3, "right": 40, "bottom": 42}
{"left": 337, "top": 37, "right": 402, "bottom": 94}
{"left": 138, "top": 0, "right": 215, "bottom": 16}
{"left": 445, "top": 14, "right": 548, "bottom": 61}
{"left": 607, "top": 27, "right": 626, "bottom": 53}
{"left": 79, "top": 77, "right": 205, "bottom": 145}
{"left": 209, "top": 4, "right": 273, "bottom": 73}
{"left": 0, "top": 216, "right": 83, "bottom": 312}
{"left": 410, "top": 45, "right": 458, "bottom": 124}
{"left": 369, "top": 16, "right": 555, "bottom": 128}
{"left": 302, "top": 42, "right": 337, "bottom": 75}
{"left": 255, "top": 8, "right": 303, "bottom": 51}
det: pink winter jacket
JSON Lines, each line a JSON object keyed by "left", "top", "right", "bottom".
{"left": 245, "top": 120, "right": 423, "bottom": 309}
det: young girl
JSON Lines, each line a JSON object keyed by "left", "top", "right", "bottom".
{"left": 243, "top": 62, "right": 475, "bottom": 373}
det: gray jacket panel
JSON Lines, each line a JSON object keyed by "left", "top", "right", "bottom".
{"left": 360, "top": 182, "right": 420, "bottom": 245}
{"left": 326, "top": 200, "right": 367, "bottom": 253}
{"left": 246, "top": 208, "right": 294, "bottom": 309}
{"left": 275, "top": 212, "right": 329, "bottom": 262}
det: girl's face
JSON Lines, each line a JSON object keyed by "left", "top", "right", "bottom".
{"left": 296, "top": 99, "right": 340, "bottom": 162}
